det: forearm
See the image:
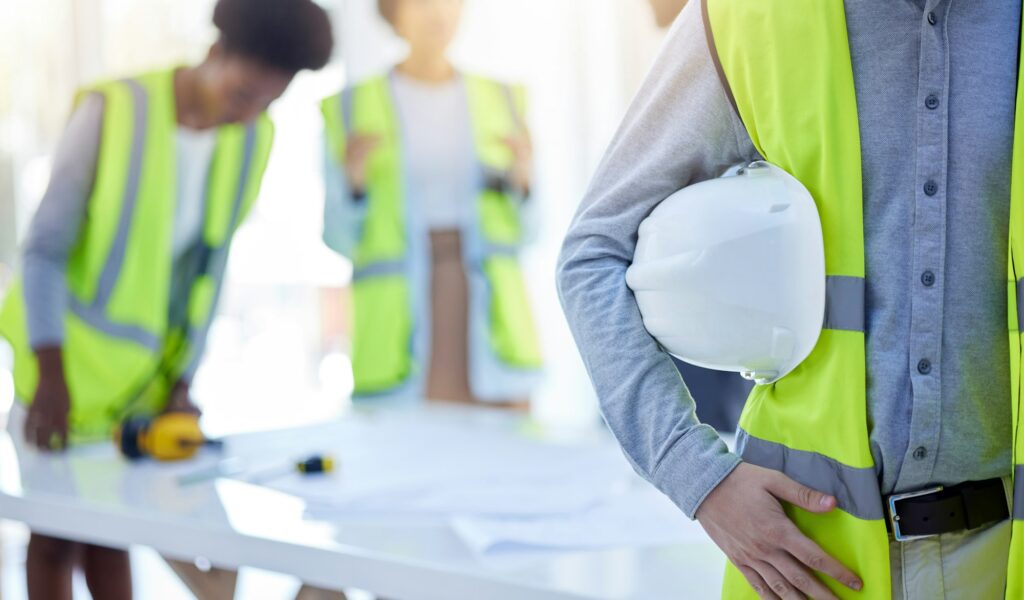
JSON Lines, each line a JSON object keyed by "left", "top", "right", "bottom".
{"left": 322, "top": 137, "right": 367, "bottom": 259}
{"left": 23, "top": 256, "right": 71, "bottom": 349}
{"left": 557, "top": 246, "right": 740, "bottom": 517}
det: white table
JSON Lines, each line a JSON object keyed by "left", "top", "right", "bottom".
{"left": 0, "top": 404, "right": 724, "bottom": 600}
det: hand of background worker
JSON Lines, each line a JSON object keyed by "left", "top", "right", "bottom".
{"left": 501, "top": 129, "right": 533, "bottom": 195}
{"left": 695, "top": 463, "right": 863, "bottom": 600}
{"left": 164, "top": 379, "right": 202, "bottom": 416}
{"left": 24, "top": 347, "right": 71, "bottom": 452}
{"left": 343, "top": 134, "right": 381, "bottom": 196}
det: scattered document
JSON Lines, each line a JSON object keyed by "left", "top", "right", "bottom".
{"left": 450, "top": 488, "right": 711, "bottom": 555}
{"left": 226, "top": 412, "right": 713, "bottom": 556}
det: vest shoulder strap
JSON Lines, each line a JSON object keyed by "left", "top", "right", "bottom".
{"left": 702, "top": 0, "right": 865, "bottom": 277}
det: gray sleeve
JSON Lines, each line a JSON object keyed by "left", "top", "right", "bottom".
{"left": 22, "top": 94, "right": 104, "bottom": 349}
{"left": 322, "top": 135, "right": 368, "bottom": 260}
{"left": 556, "top": 1, "right": 759, "bottom": 519}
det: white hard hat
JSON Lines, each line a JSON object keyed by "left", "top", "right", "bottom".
{"left": 626, "top": 161, "right": 825, "bottom": 385}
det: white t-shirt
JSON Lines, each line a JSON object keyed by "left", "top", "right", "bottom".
{"left": 391, "top": 73, "right": 478, "bottom": 231}
{"left": 173, "top": 125, "right": 217, "bottom": 260}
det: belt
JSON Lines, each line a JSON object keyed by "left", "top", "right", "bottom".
{"left": 885, "top": 478, "right": 1008, "bottom": 542}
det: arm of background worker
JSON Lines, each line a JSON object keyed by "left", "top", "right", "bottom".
{"left": 509, "top": 128, "right": 540, "bottom": 247}
{"left": 556, "top": 1, "right": 759, "bottom": 519}
{"left": 518, "top": 182, "right": 541, "bottom": 246}
{"left": 22, "top": 94, "right": 103, "bottom": 349}
{"left": 321, "top": 136, "right": 368, "bottom": 260}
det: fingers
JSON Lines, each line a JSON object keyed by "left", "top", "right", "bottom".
{"left": 166, "top": 395, "right": 201, "bottom": 416}
{"left": 169, "top": 405, "right": 201, "bottom": 416}
{"left": 30, "top": 424, "right": 51, "bottom": 451}
{"left": 702, "top": 464, "right": 862, "bottom": 598}
{"left": 23, "top": 414, "right": 37, "bottom": 446}
{"left": 766, "top": 473, "right": 836, "bottom": 514}
{"left": 760, "top": 471, "right": 861, "bottom": 591}
{"left": 25, "top": 413, "right": 67, "bottom": 452}
{"left": 28, "top": 414, "right": 48, "bottom": 450}
{"left": 347, "top": 134, "right": 380, "bottom": 155}
{"left": 737, "top": 565, "right": 780, "bottom": 600}
{"left": 49, "top": 429, "right": 67, "bottom": 452}
{"left": 500, "top": 134, "right": 532, "bottom": 159}
{"left": 771, "top": 552, "right": 838, "bottom": 600}
{"left": 786, "top": 529, "right": 863, "bottom": 592}
{"left": 751, "top": 560, "right": 805, "bottom": 600}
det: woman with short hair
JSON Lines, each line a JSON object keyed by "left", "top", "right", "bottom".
{"left": 0, "top": 0, "right": 333, "bottom": 596}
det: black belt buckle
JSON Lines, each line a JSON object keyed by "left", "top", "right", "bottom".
{"left": 888, "top": 485, "right": 944, "bottom": 542}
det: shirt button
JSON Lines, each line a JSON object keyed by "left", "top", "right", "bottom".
{"left": 917, "top": 359, "right": 932, "bottom": 375}
{"left": 924, "top": 180, "right": 938, "bottom": 196}
{"left": 913, "top": 446, "right": 928, "bottom": 461}
{"left": 925, "top": 94, "right": 940, "bottom": 110}
{"left": 921, "top": 271, "right": 935, "bottom": 287}
{"left": 927, "top": 12, "right": 937, "bottom": 25}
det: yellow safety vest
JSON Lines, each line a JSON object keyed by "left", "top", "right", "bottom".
{"left": 321, "top": 74, "right": 542, "bottom": 396}
{"left": 704, "top": 1, "right": 1024, "bottom": 597}
{"left": 0, "top": 68, "right": 274, "bottom": 441}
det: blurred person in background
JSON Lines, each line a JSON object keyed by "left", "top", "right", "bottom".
{"left": 644, "top": 0, "right": 750, "bottom": 433}
{"left": 647, "top": 0, "right": 688, "bottom": 28}
{"left": 0, "top": 0, "right": 333, "bottom": 598}
{"left": 322, "top": 0, "right": 543, "bottom": 409}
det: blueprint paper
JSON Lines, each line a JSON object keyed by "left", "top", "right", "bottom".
{"left": 449, "top": 488, "right": 711, "bottom": 554}
{"left": 246, "top": 415, "right": 636, "bottom": 518}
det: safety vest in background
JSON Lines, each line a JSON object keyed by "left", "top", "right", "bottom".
{"left": 0, "top": 68, "right": 274, "bottom": 442}
{"left": 321, "top": 74, "right": 542, "bottom": 398}
{"left": 702, "top": 0, "right": 1024, "bottom": 597}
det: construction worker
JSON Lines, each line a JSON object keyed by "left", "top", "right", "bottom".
{"left": 558, "top": 1, "right": 1022, "bottom": 598}
{"left": 321, "top": 0, "right": 542, "bottom": 408}
{"left": 0, "top": 0, "right": 333, "bottom": 597}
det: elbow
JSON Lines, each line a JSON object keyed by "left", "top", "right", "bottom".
{"left": 554, "top": 239, "right": 577, "bottom": 314}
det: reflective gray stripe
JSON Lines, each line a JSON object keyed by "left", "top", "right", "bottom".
{"left": 228, "top": 124, "right": 256, "bottom": 231}
{"left": 482, "top": 164, "right": 509, "bottom": 186}
{"left": 341, "top": 87, "right": 355, "bottom": 135}
{"left": 824, "top": 275, "right": 865, "bottom": 333}
{"left": 353, "top": 260, "right": 406, "bottom": 281}
{"left": 182, "top": 244, "right": 229, "bottom": 377}
{"left": 69, "top": 298, "right": 161, "bottom": 352}
{"left": 93, "top": 79, "right": 148, "bottom": 309}
{"left": 181, "top": 124, "right": 257, "bottom": 375}
{"left": 1015, "top": 465, "right": 1024, "bottom": 521}
{"left": 739, "top": 430, "right": 885, "bottom": 520}
{"left": 483, "top": 242, "right": 518, "bottom": 257}
{"left": 72, "top": 79, "right": 162, "bottom": 353}
{"left": 500, "top": 84, "right": 524, "bottom": 131}
{"left": 1017, "top": 278, "right": 1024, "bottom": 333}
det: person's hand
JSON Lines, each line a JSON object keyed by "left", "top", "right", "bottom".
{"left": 696, "top": 463, "right": 864, "bottom": 599}
{"left": 164, "top": 380, "right": 201, "bottom": 416}
{"left": 343, "top": 134, "right": 381, "bottom": 195}
{"left": 25, "top": 347, "right": 71, "bottom": 452}
{"left": 501, "top": 129, "right": 533, "bottom": 195}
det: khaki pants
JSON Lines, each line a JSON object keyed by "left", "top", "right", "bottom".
{"left": 889, "top": 480, "right": 1012, "bottom": 599}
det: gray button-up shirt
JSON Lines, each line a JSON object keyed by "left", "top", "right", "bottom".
{"left": 557, "top": 0, "right": 1019, "bottom": 519}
